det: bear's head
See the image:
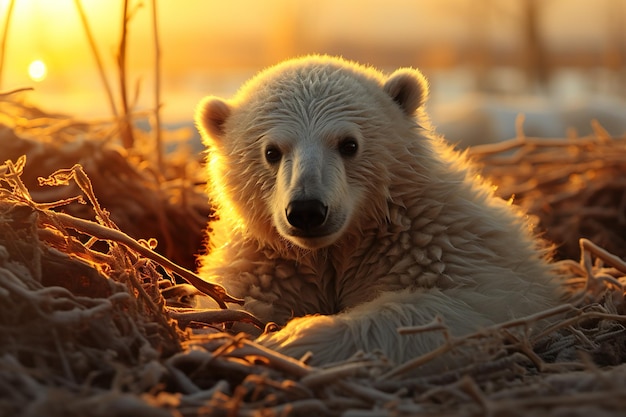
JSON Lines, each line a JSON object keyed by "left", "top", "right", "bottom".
{"left": 196, "top": 55, "right": 429, "bottom": 251}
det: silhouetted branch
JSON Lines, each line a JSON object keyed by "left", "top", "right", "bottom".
{"left": 74, "top": 0, "right": 119, "bottom": 119}
{"left": 117, "top": 0, "right": 135, "bottom": 148}
{"left": 0, "top": 0, "right": 16, "bottom": 89}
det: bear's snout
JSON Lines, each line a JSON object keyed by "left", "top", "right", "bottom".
{"left": 285, "top": 199, "right": 328, "bottom": 233}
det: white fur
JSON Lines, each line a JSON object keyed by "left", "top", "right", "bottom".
{"left": 195, "top": 55, "right": 562, "bottom": 369}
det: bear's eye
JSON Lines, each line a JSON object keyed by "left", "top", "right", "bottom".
{"left": 338, "top": 137, "right": 358, "bottom": 157}
{"left": 264, "top": 146, "right": 282, "bottom": 164}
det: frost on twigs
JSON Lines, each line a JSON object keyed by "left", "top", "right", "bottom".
{"left": 0, "top": 154, "right": 185, "bottom": 334}
{"left": 0, "top": 156, "right": 182, "bottom": 415}
{"left": 0, "top": 155, "right": 254, "bottom": 415}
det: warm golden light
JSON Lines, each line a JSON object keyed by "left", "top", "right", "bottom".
{"left": 27, "top": 59, "right": 47, "bottom": 82}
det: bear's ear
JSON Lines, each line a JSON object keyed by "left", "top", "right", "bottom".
{"left": 195, "top": 96, "right": 232, "bottom": 142}
{"left": 383, "top": 69, "right": 429, "bottom": 116}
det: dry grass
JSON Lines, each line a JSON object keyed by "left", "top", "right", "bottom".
{"left": 0, "top": 97, "right": 210, "bottom": 271}
{"left": 2, "top": 95, "right": 626, "bottom": 416}
{"left": 469, "top": 116, "right": 626, "bottom": 261}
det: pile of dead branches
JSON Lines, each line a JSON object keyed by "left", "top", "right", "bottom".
{"left": 2, "top": 99, "right": 626, "bottom": 416}
{"left": 470, "top": 120, "right": 626, "bottom": 261}
{"left": 0, "top": 96, "right": 212, "bottom": 271}
{"left": 2, "top": 160, "right": 626, "bottom": 416}
{"left": 0, "top": 158, "right": 182, "bottom": 416}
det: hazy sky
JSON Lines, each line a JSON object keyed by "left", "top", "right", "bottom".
{"left": 0, "top": 0, "right": 622, "bottom": 121}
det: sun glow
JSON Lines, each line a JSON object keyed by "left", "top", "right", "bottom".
{"left": 27, "top": 59, "right": 47, "bottom": 82}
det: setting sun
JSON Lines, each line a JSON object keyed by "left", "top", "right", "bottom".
{"left": 27, "top": 59, "right": 47, "bottom": 82}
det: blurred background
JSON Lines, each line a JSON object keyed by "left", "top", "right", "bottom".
{"left": 1, "top": 0, "right": 625, "bottom": 146}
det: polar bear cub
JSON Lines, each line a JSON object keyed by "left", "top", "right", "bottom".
{"left": 195, "top": 55, "right": 561, "bottom": 367}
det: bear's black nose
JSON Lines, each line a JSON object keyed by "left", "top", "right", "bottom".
{"left": 286, "top": 199, "right": 328, "bottom": 231}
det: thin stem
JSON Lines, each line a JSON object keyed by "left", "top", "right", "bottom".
{"left": 73, "top": 0, "right": 118, "bottom": 118}
{"left": 0, "top": 0, "right": 16, "bottom": 89}
{"left": 45, "top": 210, "right": 243, "bottom": 309}
{"left": 151, "top": 0, "right": 164, "bottom": 171}
{"left": 117, "top": 0, "right": 134, "bottom": 148}
{"left": 580, "top": 238, "right": 626, "bottom": 274}
{"left": 0, "top": 87, "right": 34, "bottom": 98}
